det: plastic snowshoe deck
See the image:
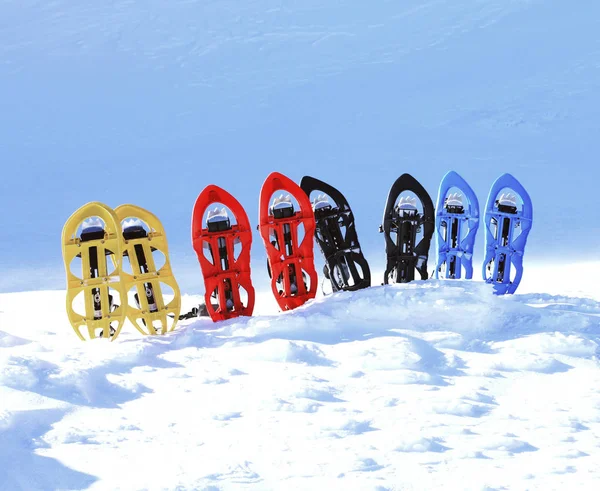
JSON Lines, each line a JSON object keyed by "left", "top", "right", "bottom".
{"left": 61, "top": 202, "right": 128, "bottom": 341}
{"left": 192, "top": 185, "right": 255, "bottom": 321}
{"left": 482, "top": 173, "right": 533, "bottom": 295}
{"left": 115, "top": 204, "right": 181, "bottom": 334}
{"left": 381, "top": 173, "right": 435, "bottom": 284}
{"left": 435, "top": 171, "right": 480, "bottom": 280}
{"left": 300, "top": 175, "right": 370, "bottom": 292}
{"left": 259, "top": 172, "right": 317, "bottom": 311}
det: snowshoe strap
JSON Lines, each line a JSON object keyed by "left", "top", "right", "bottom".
{"left": 177, "top": 303, "right": 210, "bottom": 320}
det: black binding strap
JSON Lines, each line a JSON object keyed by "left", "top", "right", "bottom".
{"left": 177, "top": 303, "right": 210, "bottom": 320}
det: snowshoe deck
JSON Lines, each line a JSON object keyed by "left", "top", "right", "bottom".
{"left": 115, "top": 204, "right": 181, "bottom": 335}
{"left": 259, "top": 172, "right": 317, "bottom": 311}
{"left": 300, "top": 175, "right": 370, "bottom": 292}
{"left": 192, "top": 185, "right": 255, "bottom": 321}
{"left": 435, "top": 171, "right": 480, "bottom": 280}
{"left": 61, "top": 202, "right": 127, "bottom": 341}
{"left": 380, "top": 174, "right": 434, "bottom": 284}
{"left": 483, "top": 173, "right": 533, "bottom": 294}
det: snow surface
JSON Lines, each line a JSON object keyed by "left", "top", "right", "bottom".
{"left": 2, "top": 0, "right": 600, "bottom": 292}
{"left": 1, "top": 0, "right": 600, "bottom": 487}
{"left": 1, "top": 279, "right": 599, "bottom": 490}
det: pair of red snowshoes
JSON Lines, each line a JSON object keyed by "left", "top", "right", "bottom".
{"left": 191, "top": 172, "right": 318, "bottom": 322}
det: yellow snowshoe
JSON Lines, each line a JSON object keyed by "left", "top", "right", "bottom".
{"left": 61, "top": 202, "right": 128, "bottom": 341}
{"left": 115, "top": 204, "right": 181, "bottom": 335}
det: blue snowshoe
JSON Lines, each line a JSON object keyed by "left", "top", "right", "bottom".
{"left": 482, "top": 173, "right": 533, "bottom": 294}
{"left": 435, "top": 171, "right": 479, "bottom": 280}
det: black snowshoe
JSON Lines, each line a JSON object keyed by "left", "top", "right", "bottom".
{"left": 301, "top": 176, "right": 371, "bottom": 292}
{"left": 380, "top": 174, "right": 434, "bottom": 284}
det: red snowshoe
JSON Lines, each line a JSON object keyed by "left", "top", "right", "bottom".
{"left": 192, "top": 185, "right": 255, "bottom": 321}
{"left": 258, "top": 172, "right": 317, "bottom": 311}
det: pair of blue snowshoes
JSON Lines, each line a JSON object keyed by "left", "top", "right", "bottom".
{"left": 434, "top": 171, "right": 533, "bottom": 294}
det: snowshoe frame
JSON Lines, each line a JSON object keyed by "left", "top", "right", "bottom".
{"left": 435, "top": 171, "right": 480, "bottom": 280}
{"left": 300, "top": 175, "right": 371, "bottom": 292}
{"left": 192, "top": 185, "right": 255, "bottom": 321}
{"left": 61, "top": 202, "right": 128, "bottom": 341}
{"left": 482, "top": 173, "right": 533, "bottom": 294}
{"left": 259, "top": 172, "right": 317, "bottom": 311}
{"left": 381, "top": 173, "right": 435, "bottom": 284}
{"left": 115, "top": 204, "right": 181, "bottom": 335}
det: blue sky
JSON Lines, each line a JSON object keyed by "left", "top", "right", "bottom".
{"left": 1, "top": 0, "right": 599, "bottom": 293}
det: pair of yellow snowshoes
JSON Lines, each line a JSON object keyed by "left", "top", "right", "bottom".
{"left": 61, "top": 202, "right": 181, "bottom": 341}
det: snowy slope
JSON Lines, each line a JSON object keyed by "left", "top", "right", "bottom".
{"left": 2, "top": 0, "right": 600, "bottom": 291}
{"left": 1, "top": 281, "right": 599, "bottom": 490}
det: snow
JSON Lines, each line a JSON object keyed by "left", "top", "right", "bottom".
{"left": 1, "top": 279, "right": 599, "bottom": 490}
{"left": 1, "top": 0, "right": 600, "bottom": 488}
{"left": 2, "top": 0, "right": 600, "bottom": 291}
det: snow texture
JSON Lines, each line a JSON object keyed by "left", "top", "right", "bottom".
{"left": 1, "top": 280, "right": 599, "bottom": 490}
{"left": 2, "top": 0, "right": 600, "bottom": 292}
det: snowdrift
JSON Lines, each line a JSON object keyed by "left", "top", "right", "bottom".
{"left": 1, "top": 282, "right": 599, "bottom": 490}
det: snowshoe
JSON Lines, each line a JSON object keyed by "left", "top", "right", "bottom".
{"left": 300, "top": 175, "right": 370, "bottom": 292}
{"left": 482, "top": 173, "right": 533, "bottom": 294}
{"left": 380, "top": 174, "right": 434, "bottom": 284}
{"left": 258, "top": 172, "right": 317, "bottom": 311}
{"left": 115, "top": 204, "right": 181, "bottom": 335}
{"left": 61, "top": 202, "right": 128, "bottom": 341}
{"left": 435, "top": 171, "right": 480, "bottom": 279}
{"left": 192, "top": 185, "right": 255, "bottom": 321}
